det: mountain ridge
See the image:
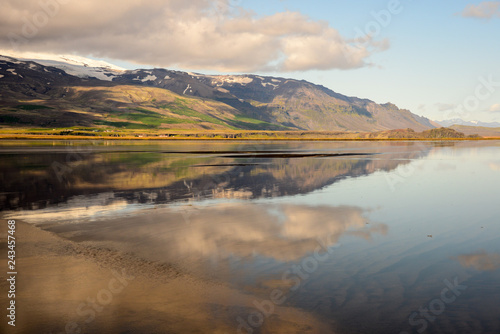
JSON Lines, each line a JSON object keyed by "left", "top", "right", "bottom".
{"left": 436, "top": 118, "right": 500, "bottom": 128}
{"left": 0, "top": 52, "right": 435, "bottom": 132}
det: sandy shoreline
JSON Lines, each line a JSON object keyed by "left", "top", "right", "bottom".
{"left": 2, "top": 134, "right": 499, "bottom": 141}
{"left": 0, "top": 219, "right": 332, "bottom": 334}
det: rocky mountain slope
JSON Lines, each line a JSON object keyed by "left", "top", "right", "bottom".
{"left": 0, "top": 53, "right": 435, "bottom": 131}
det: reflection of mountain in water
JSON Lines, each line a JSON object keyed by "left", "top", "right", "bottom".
{"left": 0, "top": 143, "right": 431, "bottom": 211}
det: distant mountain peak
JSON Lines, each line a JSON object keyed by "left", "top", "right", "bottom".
{"left": 436, "top": 118, "right": 500, "bottom": 128}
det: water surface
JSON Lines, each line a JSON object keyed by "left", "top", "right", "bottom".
{"left": 1, "top": 140, "right": 499, "bottom": 333}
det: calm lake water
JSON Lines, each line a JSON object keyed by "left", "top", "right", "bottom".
{"left": 1, "top": 140, "right": 500, "bottom": 333}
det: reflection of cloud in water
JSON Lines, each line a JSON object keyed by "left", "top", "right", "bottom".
{"left": 489, "top": 162, "right": 500, "bottom": 171}
{"left": 435, "top": 162, "right": 457, "bottom": 171}
{"left": 55, "top": 203, "right": 387, "bottom": 264}
{"left": 456, "top": 250, "right": 500, "bottom": 271}
{"left": 179, "top": 204, "right": 385, "bottom": 262}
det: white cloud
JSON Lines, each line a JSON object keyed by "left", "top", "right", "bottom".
{"left": 435, "top": 103, "right": 457, "bottom": 111}
{"left": 417, "top": 104, "right": 427, "bottom": 112}
{"left": 460, "top": 1, "right": 500, "bottom": 19}
{"left": 0, "top": 0, "right": 384, "bottom": 72}
{"left": 489, "top": 103, "right": 500, "bottom": 112}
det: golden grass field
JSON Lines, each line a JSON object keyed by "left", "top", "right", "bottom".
{"left": 0, "top": 128, "right": 498, "bottom": 141}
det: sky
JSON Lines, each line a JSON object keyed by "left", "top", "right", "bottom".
{"left": 1, "top": 0, "right": 500, "bottom": 122}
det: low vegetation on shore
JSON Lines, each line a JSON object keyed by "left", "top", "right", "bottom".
{"left": 0, "top": 126, "right": 488, "bottom": 140}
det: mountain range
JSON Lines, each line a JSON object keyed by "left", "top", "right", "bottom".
{"left": 436, "top": 118, "right": 500, "bottom": 128}
{"left": 0, "top": 52, "right": 437, "bottom": 132}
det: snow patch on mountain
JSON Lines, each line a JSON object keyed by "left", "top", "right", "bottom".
{"left": 211, "top": 76, "right": 254, "bottom": 86}
{"left": 262, "top": 82, "right": 279, "bottom": 89}
{"left": 141, "top": 75, "right": 157, "bottom": 82}
{"left": 217, "top": 87, "right": 229, "bottom": 93}
{"left": 133, "top": 74, "right": 157, "bottom": 82}
{"left": 0, "top": 50, "right": 125, "bottom": 81}
{"left": 0, "top": 56, "right": 21, "bottom": 64}
{"left": 37, "top": 60, "right": 123, "bottom": 81}
{"left": 1, "top": 50, "right": 124, "bottom": 70}
{"left": 183, "top": 84, "right": 192, "bottom": 95}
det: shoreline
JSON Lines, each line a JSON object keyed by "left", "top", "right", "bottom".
{"left": 0, "top": 218, "right": 332, "bottom": 334}
{"left": 1, "top": 126, "right": 498, "bottom": 141}
{"left": 1, "top": 134, "right": 499, "bottom": 141}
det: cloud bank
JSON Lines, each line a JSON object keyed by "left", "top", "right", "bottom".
{"left": 460, "top": 1, "right": 500, "bottom": 19}
{"left": 489, "top": 103, "right": 500, "bottom": 112}
{"left": 435, "top": 103, "right": 457, "bottom": 112}
{"left": 0, "top": 0, "right": 383, "bottom": 72}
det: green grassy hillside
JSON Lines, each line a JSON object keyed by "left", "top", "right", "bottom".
{"left": 0, "top": 85, "right": 287, "bottom": 131}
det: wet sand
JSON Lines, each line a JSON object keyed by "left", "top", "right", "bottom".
{"left": 0, "top": 219, "right": 333, "bottom": 334}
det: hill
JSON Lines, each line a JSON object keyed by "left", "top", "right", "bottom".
{"left": 449, "top": 125, "right": 500, "bottom": 138}
{"left": 0, "top": 53, "right": 435, "bottom": 132}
